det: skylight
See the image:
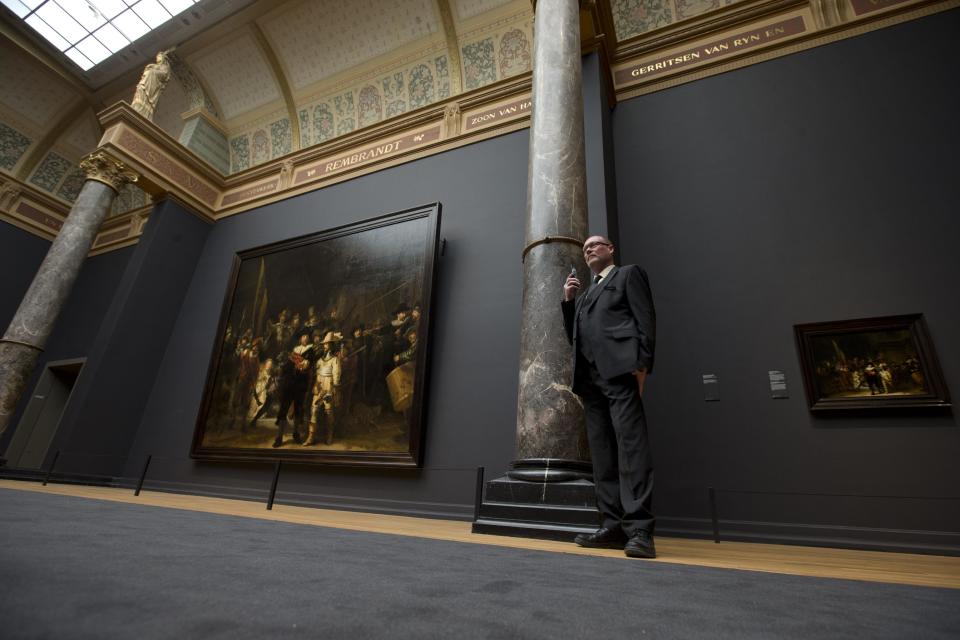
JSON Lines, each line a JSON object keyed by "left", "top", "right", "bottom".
{"left": 2, "top": 0, "right": 199, "bottom": 71}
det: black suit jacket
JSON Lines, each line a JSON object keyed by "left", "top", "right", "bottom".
{"left": 561, "top": 264, "right": 656, "bottom": 393}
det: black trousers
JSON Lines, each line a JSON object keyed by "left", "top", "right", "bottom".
{"left": 580, "top": 360, "right": 655, "bottom": 536}
{"left": 275, "top": 382, "right": 306, "bottom": 436}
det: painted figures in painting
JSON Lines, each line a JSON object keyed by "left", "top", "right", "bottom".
{"left": 197, "top": 216, "right": 431, "bottom": 455}
{"left": 810, "top": 329, "right": 927, "bottom": 398}
{"left": 208, "top": 298, "right": 422, "bottom": 450}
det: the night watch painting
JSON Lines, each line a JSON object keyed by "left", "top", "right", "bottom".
{"left": 794, "top": 314, "right": 950, "bottom": 411}
{"left": 192, "top": 204, "right": 441, "bottom": 467}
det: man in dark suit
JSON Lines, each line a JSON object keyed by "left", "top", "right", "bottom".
{"left": 561, "top": 235, "right": 657, "bottom": 559}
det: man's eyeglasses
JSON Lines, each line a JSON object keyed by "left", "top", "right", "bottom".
{"left": 583, "top": 241, "right": 611, "bottom": 254}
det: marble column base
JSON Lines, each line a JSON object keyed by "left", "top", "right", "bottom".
{"left": 507, "top": 457, "right": 591, "bottom": 482}
{"left": 472, "top": 474, "right": 601, "bottom": 541}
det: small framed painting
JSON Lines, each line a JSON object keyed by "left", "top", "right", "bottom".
{"left": 794, "top": 314, "right": 950, "bottom": 411}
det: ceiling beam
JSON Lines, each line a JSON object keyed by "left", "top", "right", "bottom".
{"left": 436, "top": 0, "right": 464, "bottom": 95}
{"left": 14, "top": 101, "right": 95, "bottom": 181}
{"left": 250, "top": 23, "right": 301, "bottom": 151}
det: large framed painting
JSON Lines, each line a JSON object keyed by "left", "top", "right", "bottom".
{"left": 191, "top": 203, "right": 441, "bottom": 466}
{"left": 794, "top": 314, "right": 951, "bottom": 411}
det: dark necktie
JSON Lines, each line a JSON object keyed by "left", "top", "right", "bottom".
{"left": 585, "top": 274, "right": 602, "bottom": 302}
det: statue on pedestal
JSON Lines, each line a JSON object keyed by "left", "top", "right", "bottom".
{"left": 131, "top": 50, "right": 174, "bottom": 121}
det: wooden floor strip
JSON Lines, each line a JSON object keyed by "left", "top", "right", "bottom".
{"left": 3, "top": 479, "right": 958, "bottom": 590}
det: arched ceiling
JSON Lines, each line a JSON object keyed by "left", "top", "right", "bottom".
{"left": 190, "top": 29, "right": 281, "bottom": 121}
{"left": 0, "top": 37, "right": 79, "bottom": 139}
{"left": 1, "top": 0, "right": 541, "bottom": 205}
{"left": 177, "top": 0, "right": 529, "bottom": 128}
{"left": 161, "top": 0, "right": 535, "bottom": 172}
{"left": 260, "top": 0, "right": 442, "bottom": 93}
{"left": 2, "top": 0, "right": 747, "bottom": 204}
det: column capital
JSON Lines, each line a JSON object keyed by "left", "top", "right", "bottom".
{"left": 79, "top": 152, "right": 139, "bottom": 193}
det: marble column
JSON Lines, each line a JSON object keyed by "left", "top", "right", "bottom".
{"left": 0, "top": 153, "right": 138, "bottom": 441}
{"left": 510, "top": 0, "right": 591, "bottom": 482}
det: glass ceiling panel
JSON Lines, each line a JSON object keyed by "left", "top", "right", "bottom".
{"left": 75, "top": 33, "right": 111, "bottom": 64}
{"left": 131, "top": 0, "right": 171, "bottom": 29}
{"left": 62, "top": 0, "right": 107, "bottom": 30}
{"left": 1, "top": 0, "right": 32, "bottom": 18}
{"left": 37, "top": 2, "right": 87, "bottom": 43}
{"left": 111, "top": 8, "right": 149, "bottom": 41}
{"left": 4, "top": 0, "right": 200, "bottom": 71}
{"left": 92, "top": 22, "right": 128, "bottom": 50}
{"left": 90, "top": 0, "right": 128, "bottom": 17}
{"left": 159, "top": 0, "right": 191, "bottom": 14}
{"left": 63, "top": 46, "right": 94, "bottom": 68}
{"left": 24, "top": 13, "right": 69, "bottom": 49}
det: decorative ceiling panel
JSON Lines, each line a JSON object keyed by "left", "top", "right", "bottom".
{"left": 262, "top": 0, "right": 440, "bottom": 91}
{"left": 0, "top": 42, "right": 77, "bottom": 132}
{"left": 152, "top": 72, "right": 191, "bottom": 142}
{"left": 191, "top": 33, "right": 282, "bottom": 120}
{"left": 611, "top": 0, "right": 741, "bottom": 40}
{"left": 453, "top": 0, "right": 517, "bottom": 22}
{"left": 62, "top": 115, "right": 100, "bottom": 155}
{"left": 460, "top": 15, "right": 533, "bottom": 90}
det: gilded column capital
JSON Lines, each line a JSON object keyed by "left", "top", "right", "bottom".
{"left": 79, "top": 152, "right": 139, "bottom": 192}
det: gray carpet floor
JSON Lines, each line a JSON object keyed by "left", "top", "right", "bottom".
{"left": 1, "top": 487, "right": 958, "bottom": 639}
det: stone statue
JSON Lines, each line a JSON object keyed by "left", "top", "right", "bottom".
{"left": 0, "top": 181, "right": 21, "bottom": 210}
{"left": 280, "top": 159, "right": 295, "bottom": 188}
{"left": 131, "top": 50, "right": 173, "bottom": 121}
{"left": 443, "top": 102, "right": 461, "bottom": 138}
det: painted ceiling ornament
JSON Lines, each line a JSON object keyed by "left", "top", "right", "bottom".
{"left": 166, "top": 51, "right": 219, "bottom": 117}
{"left": 79, "top": 152, "right": 139, "bottom": 193}
{"left": 131, "top": 49, "right": 175, "bottom": 121}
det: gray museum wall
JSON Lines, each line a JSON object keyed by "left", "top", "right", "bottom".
{"left": 120, "top": 131, "right": 530, "bottom": 518}
{"left": 49, "top": 199, "right": 213, "bottom": 476}
{"left": 0, "top": 222, "right": 48, "bottom": 333}
{"left": 0, "top": 220, "right": 134, "bottom": 453}
{"left": 611, "top": 10, "right": 959, "bottom": 552}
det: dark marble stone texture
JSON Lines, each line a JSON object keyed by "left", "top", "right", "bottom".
{"left": 515, "top": 244, "right": 588, "bottom": 463}
{"left": 484, "top": 475, "right": 596, "bottom": 506}
{"left": 508, "top": 457, "right": 591, "bottom": 482}
{"left": 0, "top": 180, "right": 116, "bottom": 437}
{"left": 0, "top": 341, "right": 40, "bottom": 439}
{"left": 472, "top": 474, "right": 601, "bottom": 540}
{"left": 514, "top": 0, "right": 590, "bottom": 468}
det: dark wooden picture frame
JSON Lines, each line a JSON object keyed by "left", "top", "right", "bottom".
{"left": 794, "top": 314, "right": 950, "bottom": 412}
{"left": 191, "top": 203, "right": 441, "bottom": 467}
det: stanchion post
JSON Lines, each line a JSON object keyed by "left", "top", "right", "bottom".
{"left": 134, "top": 454, "right": 153, "bottom": 496}
{"left": 473, "top": 466, "right": 485, "bottom": 522}
{"left": 42, "top": 450, "right": 60, "bottom": 486}
{"left": 266, "top": 461, "right": 282, "bottom": 510}
{"left": 709, "top": 486, "right": 720, "bottom": 543}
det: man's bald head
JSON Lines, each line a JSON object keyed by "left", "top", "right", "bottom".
{"left": 583, "top": 235, "right": 615, "bottom": 272}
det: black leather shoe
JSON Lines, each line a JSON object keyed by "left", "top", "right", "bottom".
{"left": 574, "top": 527, "right": 628, "bottom": 549}
{"left": 624, "top": 531, "right": 656, "bottom": 559}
